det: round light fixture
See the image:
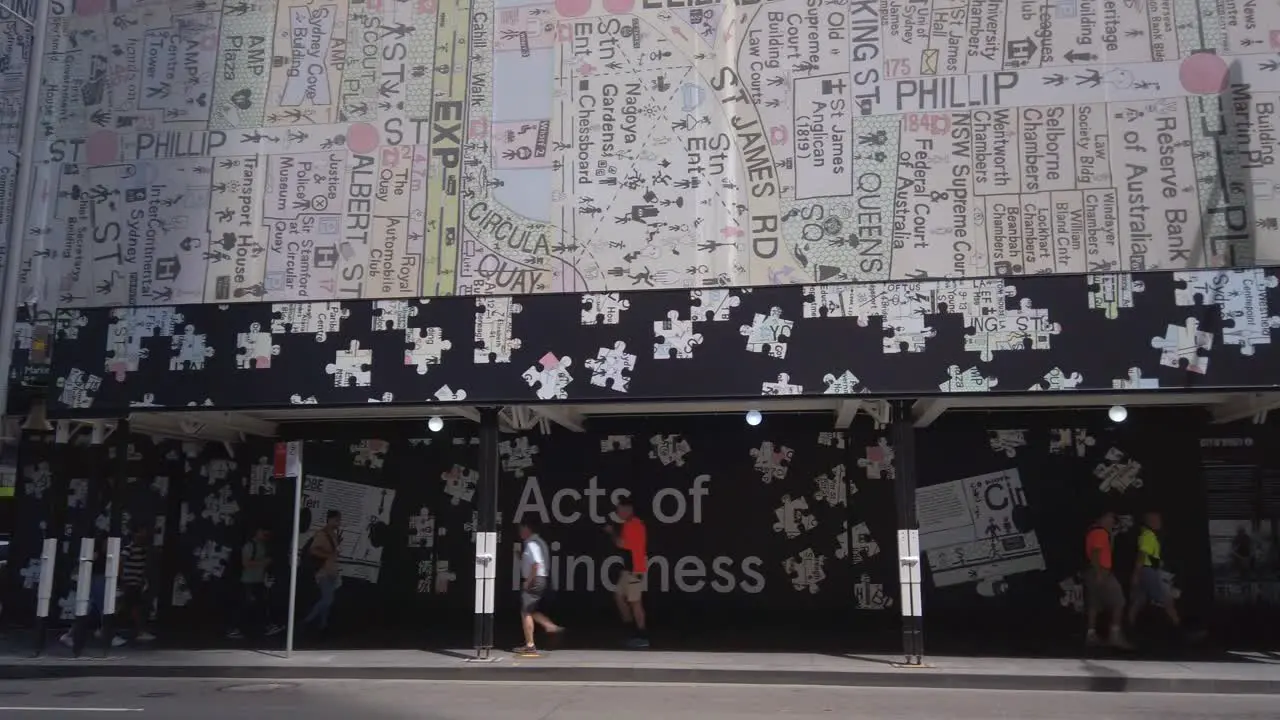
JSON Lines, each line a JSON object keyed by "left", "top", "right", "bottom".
{"left": 745, "top": 410, "right": 763, "bottom": 426}
{"left": 1107, "top": 405, "right": 1128, "bottom": 423}
{"left": 427, "top": 416, "right": 445, "bottom": 432}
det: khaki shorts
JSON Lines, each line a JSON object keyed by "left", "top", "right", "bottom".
{"left": 616, "top": 571, "right": 644, "bottom": 603}
{"left": 1085, "top": 570, "right": 1125, "bottom": 612}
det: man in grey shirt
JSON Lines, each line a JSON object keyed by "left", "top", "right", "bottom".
{"left": 514, "top": 518, "right": 563, "bottom": 656}
{"left": 228, "top": 525, "right": 282, "bottom": 639}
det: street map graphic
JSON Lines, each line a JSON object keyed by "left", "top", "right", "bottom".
{"left": 5, "top": 0, "right": 1280, "bottom": 309}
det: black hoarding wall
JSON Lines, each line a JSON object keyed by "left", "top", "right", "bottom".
{"left": 2, "top": 432, "right": 278, "bottom": 633}
{"left": 915, "top": 410, "right": 1216, "bottom": 653}
{"left": 40, "top": 268, "right": 1280, "bottom": 416}
{"left": 7, "top": 413, "right": 1279, "bottom": 652}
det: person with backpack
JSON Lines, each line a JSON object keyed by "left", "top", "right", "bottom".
{"left": 228, "top": 524, "right": 282, "bottom": 640}
{"left": 513, "top": 518, "right": 563, "bottom": 656}
{"left": 301, "top": 510, "right": 342, "bottom": 633}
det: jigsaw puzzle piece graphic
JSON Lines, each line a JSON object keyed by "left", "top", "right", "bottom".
{"left": 581, "top": 293, "right": 630, "bottom": 324}
{"left": 371, "top": 300, "right": 421, "bottom": 331}
{"left": 523, "top": 352, "right": 574, "bottom": 399}
{"left": 235, "top": 322, "right": 280, "bottom": 369}
{"left": 326, "top": 340, "right": 373, "bottom": 387}
{"left": 1087, "top": 274, "right": 1145, "bottom": 319}
{"left": 1150, "top": 318, "right": 1213, "bottom": 374}
{"left": 475, "top": 298, "right": 523, "bottom": 363}
{"left": 404, "top": 327, "right": 451, "bottom": 374}
{"left": 739, "top": 306, "right": 792, "bottom": 358}
{"left": 939, "top": 365, "right": 998, "bottom": 392}
{"left": 762, "top": 373, "right": 803, "bottom": 395}
{"left": 654, "top": 310, "right": 704, "bottom": 359}
{"left": 585, "top": 342, "right": 636, "bottom": 392}
{"left": 689, "top": 289, "right": 741, "bottom": 322}
{"left": 170, "top": 326, "right": 216, "bottom": 371}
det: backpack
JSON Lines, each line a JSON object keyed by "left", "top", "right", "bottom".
{"left": 529, "top": 535, "right": 556, "bottom": 592}
{"left": 299, "top": 533, "right": 322, "bottom": 573}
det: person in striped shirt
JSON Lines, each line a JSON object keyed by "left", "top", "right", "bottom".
{"left": 119, "top": 526, "right": 155, "bottom": 642}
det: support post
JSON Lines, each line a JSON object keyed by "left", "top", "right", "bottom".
{"left": 472, "top": 407, "right": 500, "bottom": 660}
{"left": 282, "top": 440, "right": 303, "bottom": 657}
{"left": 891, "top": 400, "right": 924, "bottom": 666}
{"left": 101, "top": 419, "right": 129, "bottom": 655}
{"left": 34, "top": 420, "right": 71, "bottom": 654}
{"left": 0, "top": 0, "right": 51, "bottom": 422}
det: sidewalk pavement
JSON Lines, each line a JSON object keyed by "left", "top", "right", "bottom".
{"left": 2, "top": 644, "right": 1279, "bottom": 694}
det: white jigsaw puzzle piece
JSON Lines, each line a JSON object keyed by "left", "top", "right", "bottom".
{"left": 326, "top": 340, "right": 373, "bottom": 386}
{"left": 689, "top": 289, "right": 741, "bottom": 322}
{"left": 371, "top": 300, "right": 420, "bottom": 331}
{"left": 475, "top": 297, "right": 523, "bottom": 363}
{"left": 585, "top": 342, "right": 636, "bottom": 392}
{"left": 739, "top": 306, "right": 793, "bottom": 358}
{"left": 1151, "top": 318, "right": 1213, "bottom": 374}
{"left": 404, "top": 327, "right": 451, "bottom": 374}
{"left": 523, "top": 352, "right": 575, "bottom": 399}
{"left": 654, "top": 311, "right": 704, "bottom": 358}
{"left": 581, "top": 293, "right": 630, "bottom": 324}
{"left": 235, "top": 322, "right": 279, "bottom": 369}
{"left": 762, "top": 372, "right": 803, "bottom": 395}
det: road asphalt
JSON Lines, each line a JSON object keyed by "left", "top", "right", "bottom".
{"left": 1, "top": 678, "right": 1278, "bottom": 719}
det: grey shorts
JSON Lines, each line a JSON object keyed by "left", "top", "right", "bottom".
{"left": 521, "top": 578, "right": 547, "bottom": 615}
{"left": 1085, "top": 571, "right": 1125, "bottom": 612}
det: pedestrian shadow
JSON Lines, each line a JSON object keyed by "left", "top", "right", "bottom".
{"left": 1078, "top": 659, "right": 1129, "bottom": 693}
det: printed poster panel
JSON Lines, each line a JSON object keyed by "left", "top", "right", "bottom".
{"left": 11, "top": 0, "right": 1280, "bottom": 311}
{"left": 300, "top": 474, "right": 395, "bottom": 583}
{"left": 916, "top": 469, "right": 1045, "bottom": 595}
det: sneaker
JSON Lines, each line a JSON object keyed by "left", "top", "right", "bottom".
{"left": 626, "top": 637, "right": 650, "bottom": 649}
{"left": 92, "top": 629, "right": 103, "bottom": 640}
{"left": 513, "top": 645, "right": 540, "bottom": 656}
{"left": 265, "top": 624, "right": 284, "bottom": 637}
{"left": 135, "top": 631, "right": 156, "bottom": 642}
{"left": 59, "top": 633, "right": 74, "bottom": 649}
{"left": 111, "top": 635, "right": 127, "bottom": 648}
{"left": 227, "top": 629, "right": 245, "bottom": 640}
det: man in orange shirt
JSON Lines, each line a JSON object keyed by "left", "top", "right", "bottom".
{"left": 605, "top": 499, "right": 648, "bottom": 648}
{"left": 1084, "top": 511, "right": 1131, "bottom": 649}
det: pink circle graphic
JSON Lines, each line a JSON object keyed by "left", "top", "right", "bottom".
{"left": 602, "top": 0, "right": 635, "bottom": 13}
{"left": 76, "top": 0, "right": 108, "bottom": 16}
{"left": 556, "top": 0, "right": 591, "bottom": 17}
{"left": 1179, "top": 53, "right": 1230, "bottom": 95}
{"left": 347, "top": 123, "right": 380, "bottom": 154}
{"left": 85, "top": 131, "right": 119, "bottom": 165}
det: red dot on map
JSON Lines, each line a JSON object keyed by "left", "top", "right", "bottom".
{"left": 77, "top": 0, "right": 108, "bottom": 16}
{"left": 347, "top": 123, "right": 380, "bottom": 154}
{"left": 602, "top": 0, "right": 635, "bottom": 13}
{"left": 86, "top": 131, "right": 119, "bottom": 166}
{"left": 556, "top": 0, "right": 591, "bottom": 17}
{"left": 1179, "top": 53, "right": 1229, "bottom": 94}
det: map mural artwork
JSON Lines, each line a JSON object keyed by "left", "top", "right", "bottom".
{"left": 7, "top": 0, "right": 1280, "bottom": 310}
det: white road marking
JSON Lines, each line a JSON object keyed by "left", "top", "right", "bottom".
{"left": 0, "top": 708, "right": 144, "bottom": 713}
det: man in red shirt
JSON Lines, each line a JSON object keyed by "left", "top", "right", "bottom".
{"left": 605, "top": 499, "right": 648, "bottom": 648}
{"left": 1084, "top": 511, "right": 1131, "bottom": 649}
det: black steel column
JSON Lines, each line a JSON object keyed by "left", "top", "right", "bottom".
{"left": 472, "top": 407, "right": 500, "bottom": 659}
{"left": 101, "top": 419, "right": 129, "bottom": 655}
{"left": 35, "top": 421, "right": 71, "bottom": 655}
{"left": 891, "top": 400, "right": 924, "bottom": 666}
{"left": 68, "top": 424, "right": 107, "bottom": 657}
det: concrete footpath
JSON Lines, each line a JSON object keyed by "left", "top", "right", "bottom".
{"left": 2, "top": 645, "right": 1279, "bottom": 694}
